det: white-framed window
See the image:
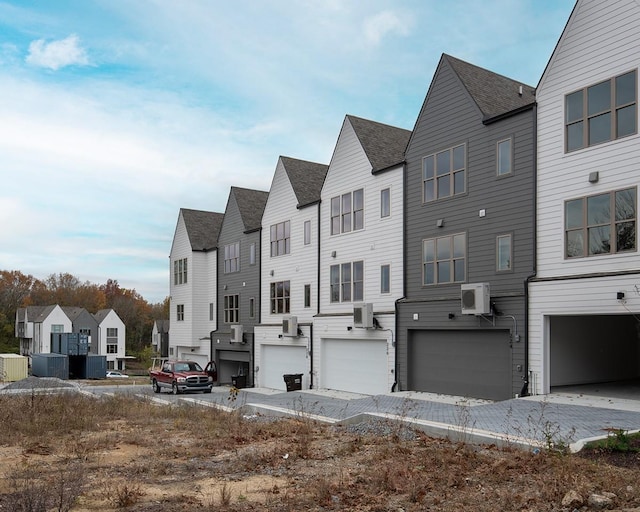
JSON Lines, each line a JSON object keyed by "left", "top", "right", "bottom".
{"left": 497, "top": 138, "right": 512, "bottom": 176}
{"left": 224, "top": 242, "right": 240, "bottom": 273}
{"left": 422, "top": 233, "right": 466, "bottom": 285}
{"left": 176, "top": 304, "right": 184, "bottom": 322}
{"left": 423, "top": 144, "right": 466, "bottom": 202}
{"left": 224, "top": 295, "right": 239, "bottom": 323}
{"left": 565, "top": 187, "right": 637, "bottom": 258}
{"left": 304, "top": 284, "right": 311, "bottom": 308}
{"left": 380, "top": 188, "right": 390, "bottom": 218}
{"left": 496, "top": 234, "right": 512, "bottom": 272}
{"left": 270, "top": 281, "right": 290, "bottom": 314}
{"left": 270, "top": 220, "right": 290, "bottom": 256}
{"left": 249, "top": 297, "right": 255, "bottom": 318}
{"left": 331, "top": 189, "right": 364, "bottom": 234}
{"left": 106, "top": 327, "right": 118, "bottom": 354}
{"left": 249, "top": 243, "right": 256, "bottom": 265}
{"left": 304, "top": 220, "right": 311, "bottom": 245}
{"left": 330, "top": 261, "right": 364, "bottom": 302}
{"left": 209, "top": 303, "right": 214, "bottom": 321}
{"left": 566, "top": 70, "right": 637, "bottom": 152}
{"left": 51, "top": 324, "right": 64, "bottom": 333}
{"left": 173, "top": 258, "right": 188, "bottom": 285}
{"left": 380, "top": 264, "right": 390, "bottom": 294}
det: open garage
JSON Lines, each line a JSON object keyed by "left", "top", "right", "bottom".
{"left": 408, "top": 329, "right": 512, "bottom": 401}
{"left": 260, "top": 344, "right": 308, "bottom": 391}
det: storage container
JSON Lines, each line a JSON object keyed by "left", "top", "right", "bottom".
{"left": 51, "top": 333, "right": 89, "bottom": 356}
{"left": 0, "top": 354, "right": 28, "bottom": 382}
{"left": 69, "top": 354, "right": 107, "bottom": 379}
{"left": 31, "top": 353, "right": 69, "bottom": 379}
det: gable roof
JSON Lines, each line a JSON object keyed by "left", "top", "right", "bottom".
{"left": 93, "top": 309, "right": 114, "bottom": 324}
{"left": 230, "top": 186, "right": 269, "bottom": 232}
{"left": 444, "top": 54, "right": 536, "bottom": 123}
{"left": 347, "top": 115, "right": 411, "bottom": 173}
{"left": 180, "top": 208, "right": 224, "bottom": 251}
{"left": 154, "top": 319, "right": 170, "bottom": 333}
{"left": 280, "top": 156, "right": 328, "bottom": 208}
{"left": 27, "top": 305, "right": 57, "bottom": 323}
{"left": 61, "top": 306, "right": 90, "bottom": 321}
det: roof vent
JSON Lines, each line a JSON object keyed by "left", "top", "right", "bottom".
{"left": 518, "top": 85, "right": 523, "bottom": 96}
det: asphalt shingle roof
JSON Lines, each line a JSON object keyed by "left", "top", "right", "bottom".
{"left": 231, "top": 186, "right": 269, "bottom": 232}
{"left": 280, "top": 156, "right": 328, "bottom": 208}
{"left": 181, "top": 208, "right": 224, "bottom": 251}
{"left": 444, "top": 54, "right": 535, "bottom": 122}
{"left": 347, "top": 115, "right": 411, "bottom": 173}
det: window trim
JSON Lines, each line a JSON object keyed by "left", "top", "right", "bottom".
{"left": 304, "top": 284, "right": 311, "bottom": 308}
{"left": 329, "top": 261, "right": 364, "bottom": 302}
{"left": 564, "top": 186, "right": 637, "bottom": 258}
{"left": 565, "top": 69, "right": 637, "bottom": 153}
{"left": 331, "top": 189, "right": 365, "bottom": 235}
{"left": 380, "top": 264, "right": 391, "bottom": 294}
{"left": 224, "top": 242, "right": 240, "bottom": 274}
{"left": 380, "top": 188, "right": 391, "bottom": 218}
{"left": 496, "top": 138, "right": 513, "bottom": 177}
{"left": 223, "top": 294, "right": 239, "bottom": 323}
{"left": 270, "top": 220, "right": 290, "bottom": 257}
{"left": 173, "top": 257, "right": 188, "bottom": 285}
{"left": 176, "top": 304, "right": 184, "bottom": 322}
{"left": 270, "top": 281, "right": 290, "bottom": 314}
{"left": 249, "top": 243, "right": 256, "bottom": 265}
{"left": 422, "top": 233, "right": 467, "bottom": 286}
{"left": 422, "top": 143, "right": 466, "bottom": 203}
{"left": 304, "top": 220, "right": 311, "bottom": 245}
{"left": 496, "top": 233, "right": 513, "bottom": 272}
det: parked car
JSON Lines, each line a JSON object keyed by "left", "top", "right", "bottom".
{"left": 106, "top": 370, "right": 129, "bottom": 379}
{"left": 149, "top": 360, "right": 213, "bottom": 394}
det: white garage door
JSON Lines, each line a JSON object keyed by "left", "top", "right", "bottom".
{"left": 321, "top": 338, "right": 388, "bottom": 395}
{"left": 178, "top": 351, "right": 208, "bottom": 369}
{"left": 261, "top": 345, "right": 308, "bottom": 391}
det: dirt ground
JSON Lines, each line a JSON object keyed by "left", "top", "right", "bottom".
{"left": 0, "top": 391, "right": 639, "bottom": 511}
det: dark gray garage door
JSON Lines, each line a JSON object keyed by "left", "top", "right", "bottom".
{"left": 408, "top": 329, "right": 511, "bottom": 401}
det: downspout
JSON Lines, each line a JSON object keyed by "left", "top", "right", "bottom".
{"left": 311, "top": 201, "right": 322, "bottom": 390}
{"left": 392, "top": 161, "right": 408, "bottom": 393}
{"left": 521, "top": 102, "right": 538, "bottom": 398}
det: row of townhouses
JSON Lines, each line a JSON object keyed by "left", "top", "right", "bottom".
{"left": 167, "top": 0, "right": 640, "bottom": 400}
{"left": 15, "top": 305, "right": 127, "bottom": 370}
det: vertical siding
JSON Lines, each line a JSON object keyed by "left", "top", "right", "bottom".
{"left": 399, "top": 59, "right": 535, "bottom": 398}
{"left": 530, "top": 0, "right": 640, "bottom": 393}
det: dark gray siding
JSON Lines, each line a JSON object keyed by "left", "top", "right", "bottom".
{"left": 398, "top": 60, "right": 535, "bottom": 399}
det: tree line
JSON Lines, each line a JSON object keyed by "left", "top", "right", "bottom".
{"left": 0, "top": 270, "right": 169, "bottom": 356}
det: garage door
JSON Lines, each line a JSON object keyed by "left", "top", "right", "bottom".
{"left": 321, "top": 338, "right": 388, "bottom": 395}
{"left": 261, "top": 345, "right": 308, "bottom": 390}
{"left": 408, "top": 330, "right": 511, "bottom": 401}
{"left": 178, "top": 351, "right": 208, "bottom": 369}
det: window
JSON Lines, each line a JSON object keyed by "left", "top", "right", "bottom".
{"left": 496, "top": 234, "right": 512, "bottom": 271}
{"left": 423, "top": 144, "right": 466, "bottom": 202}
{"left": 249, "top": 243, "right": 256, "bottom": 265}
{"left": 107, "top": 327, "right": 118, "bottom": 354}
{"left": 224, "top": 295, "right": 239, "bottom": 323}
{"left": 497, "top": 139, "right": 512, "bottom": 176}
{"left": 381, "top": 264, "right": 390, "bottom": 293}
{"left": 566, "top": 70, "right": 637, "bottom": 152}
{"left": 422, "top": 233, "right": 466, "bottom": 285}
{"left": 331, "top": 189, "right": 364, "bottom": 234}
{"left": 270, "top": 221, "right": 290, "bottom": 256}
{"left": 304, "top": 284, "right": 311, "bottom": 308}
{"left": 173, "top": 258, "right": 188, "bottom": 285}
{"left": 565, "top": 187, "right": 636, "bottom": 258}
{"left": 270, "top": 281, "right": 290, "bottom": 314}
{"left": 209, "top": 303, "right": 214, "bottom": 322}
{"left": 249, "top": 297, "right": 255, "bottom": 318}
{"left": 176, "top": 304, "right": 184, "bottom": 321}
{"left": 51, "top": 324, "right": 64, "bottom": 333}
{"left": 381, "top": 188, "right": 390, "bottom": 217}
{"left": 304, "top": 220, "right": 311, "bottom": 245}
{"left": 224, "top": 242, "right": 240, "bottom": 273}
{"left": 330, "top": 261, "right": 364, "bottom": 302}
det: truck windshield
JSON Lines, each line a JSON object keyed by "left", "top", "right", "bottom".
{"left": 174, "top": 362, "right": 203, "bottom": 372}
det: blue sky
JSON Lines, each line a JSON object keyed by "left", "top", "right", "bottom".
{"left": 0, "top": 0, "right": 575, "bottom": 304}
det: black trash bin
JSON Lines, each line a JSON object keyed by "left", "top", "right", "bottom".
{"left": 231, "top": 375, "right": 246, "bottom": 389}
{"left": 283, "top": 373, "right": 302, "bottom": 392}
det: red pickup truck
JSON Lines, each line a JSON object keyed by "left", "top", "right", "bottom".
{"left": 150, "top": 360, "right": 214, "bottom": 395}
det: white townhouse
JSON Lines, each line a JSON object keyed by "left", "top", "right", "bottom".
{"left": 93, "top": 309, "right": 127, "bottom": 370}
{"left": 529, "top": 0, "right": 640, "bottom": 394}
{"left": 254, "top": 156, "right": 328, "bottom": 391}
{"left": 314, "top": 115, "right": 410, "bottom": 395}
{"left": 15, "top": 305, "right": 72, "bottom": 356}
{"left": 168, "top": 208, "right": 224, "bottom": 368}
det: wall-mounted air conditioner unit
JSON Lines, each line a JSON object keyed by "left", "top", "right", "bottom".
{"left": 460, "top": 283, "right": 491, "bottom": 315}
{"left": 282, "top": 315, "right": 298, "bottom": 337}
{"left": 230, "top": 324, "right": 244, "bottom": 343}
{"left": 353, "top": 303, "right": 374, "bottom": 328}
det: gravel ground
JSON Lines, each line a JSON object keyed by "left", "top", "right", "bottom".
{"left": 1, "top": 376, "right": 76, "bottom": 391}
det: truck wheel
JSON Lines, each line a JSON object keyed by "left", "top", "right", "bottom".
{"left": 172, "top": 382, "right": 179, "bottom": 395}
{"left": 152, "top": 379, "right": 161, "bottom": 394}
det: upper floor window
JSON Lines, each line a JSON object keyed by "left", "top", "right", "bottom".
{"left": 496, "top": 234, "right": 512, "bottom": 272}
{"left": 51, "top": 324, "right": 64, "bottom": 333}
{"left": 270, "top": 221, "right": 290, "bottom": 256}
{"left": 331, "top": 189, "right": 364, "bottom": 234}
{"left": 330, "top": 261, "right": 363, "bottom": 302}
{"left": 176, "top": 304, "right": 184, "bottom": 321}
{"left": 565, "top": 187, "right": 636, "bottom": 258}
{"left": 566, "top": 70, "right": 637, "bottom": 152}
{"left": 224, "top": 295, "right": 239, "bottom": 323}
{"left": 423, "top": 144, "right": 466, "bottom": 202}
{"left": 497, "top": 138, "right": 512, "bottom": 176}
{"left": 304, "top": 220, "right": 311, "bottom": 245}
{"left": 209, "top": 303, "right": 214, "bottom": 321}
{"left": 249, "top": 297, "right": 255, "bottom": 318}
{"left": 249, "top": 243, "right": 256, "bottom": 265}
{"left": 270, "top": 281, "right": 290, "bottom": 314}
{"left": 380, "top": 188, "right": 390, "bottom": 218}
{"left": 380, "top": 264, "right": 390, "bottom": 294}
{"left": 174, "top": 258, "right": 188, "bottom": 285}
{"left": 304, "top": 284, "right": 311, "bottom": 308}
{"left": 422, "top": 233, "right": 466, "bottom": 285}
{"left": 107, "top": 327, "right": 118, "bottom": 353}
{"left": 224, "top": 242, "right": 240, "bottom": 273}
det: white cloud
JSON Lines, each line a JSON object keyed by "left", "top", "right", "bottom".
{"left": 26, "top": 34, "right": 89, "bottom": 70}
{"left": 362, "top": 10, "right": 409, "bottom": 46}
